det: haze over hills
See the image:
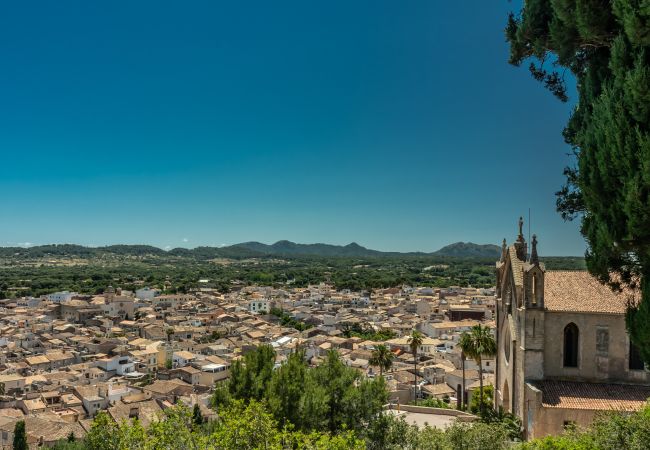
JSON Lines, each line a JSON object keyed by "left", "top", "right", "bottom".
{"left": 0, "top": 240, "right": 505, "bottom": 259}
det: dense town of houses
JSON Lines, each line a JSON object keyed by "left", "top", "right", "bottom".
{"left": 0, "top": 282, "right": 496, "bottom": 446}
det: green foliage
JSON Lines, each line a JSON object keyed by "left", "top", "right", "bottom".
{"left": 270, "top": 307, "right": 312, "bottom": 331}
{"left": 51, "top": 441, "right": 86, "bottom": 450}
{"left": 369, "top": 344, "right": 395, "bottom": 376}
{"left": 470, "top": 385, "right": 494, "bottom": 414}
{"left": 77, "top": 401, "right": 366, "bottom": 450}
{"left": 80, "top": 405, "right": 203, "bottom": 449}
{"left": 227, "top": 345, "right": 277, "bottom": 403}
{"left": 507, "top": 0, "right": 650, "bottom": 363}
{"left": 84, "top": 412, "right": 120, "bottom": 450}
{"left": 52, "top": 401, "right": 535, "bottom": 450}
{"left": 459, "top": 325, "right": 497, "bottom": 415}
{"left": 408, "top": 330, "right": 424, "bottom": 404}
{"left": 13, "top": 420, "right": 27, "bottom": 450}
{"left": 342, "top": 323, "right": 397, "bottom": 341}
{"left": 196, "top": 330, "right": 222, "bottom": 344}
{"left": 0, "top": 245, "right": 587, "bottom": 299}
{"left": 212, "top": 399, "right": 279, "bottom": 449}
{"left": 268, "top": 349, "right": 308, "bottom": 428}
{"left": 417, "top": 397, "right": 450, "bottom": 409}
{"left": 444, "top": 421, "right": 511, "bottom": 450}
{"left": 311, "top": 350, "right": 389, "bottom": 433}
{"left": 146, "top": 404, "right": 204, "bottom": 449}
{"left": 192, "top": 404, "right": 204, "bottom": 427}
{"left": 211, "top": 399, "right": 367, "bottom": 449}
{"left": 212, "top": 347, "right": 388, "bottom": 436}
{"left": 365, "top": 412, "right": 512, "bottom": 450}
{"left": 480, "top": 405, "right": 523, "bottom": 442}
{"left": 365, "top": 413, "right": 421, "bottom": 450}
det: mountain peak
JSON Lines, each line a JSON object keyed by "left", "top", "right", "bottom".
{"left": 432, "top": 242, "right": 500, "bottom": 258}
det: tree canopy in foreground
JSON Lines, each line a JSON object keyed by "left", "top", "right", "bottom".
{"left": 46, "top": 399, "right": 650, "bottom": 449}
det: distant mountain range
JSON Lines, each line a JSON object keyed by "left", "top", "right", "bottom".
{"left": 0, "top": 241, "right": 502, "bottom": 259}
{"left": 431, "top": 242, "right": 501, "bottom": 258}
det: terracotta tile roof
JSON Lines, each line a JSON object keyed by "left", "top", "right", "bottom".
{"left": 509, "top": 246, "right": 523, "bottom": 287}
{"left": 422, "top": 383, "right": 456, "bottom": 396}
{"left": 533, "top": 380, "right": 650, "bottom": 411}
{"left": 544, "top": 271, "right": 635, "bottom": 314}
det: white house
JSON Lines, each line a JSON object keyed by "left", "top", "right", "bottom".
{"left": 248, "top": 299, "right": 271, "bottom": 314}
{"left": 95, "top": 355, "right": 137, "bottom": 376}
{"left": 135, "top": 287, "right": 158, "bottom": 301}
{"left": 17, "top": 297, "right": 42, "bottom": 308}
{"left": 46, "top": 291, "right": 78, "bottom": 303}
{"left": 172, "top": 351, "right": 197, "bottom": 368}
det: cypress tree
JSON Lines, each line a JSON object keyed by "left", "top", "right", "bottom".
{"left": 192, "top": 404, "right": 204, "bottom": 426}
{"left": 507, "top": 1, "right": 650, "bottom": 364}
{"left": 13, "top": 420, "right": 27, "bottom": 450}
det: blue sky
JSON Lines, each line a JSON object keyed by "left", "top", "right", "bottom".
{"left": 0, "top": 1, "right": 584, "bottom": 255}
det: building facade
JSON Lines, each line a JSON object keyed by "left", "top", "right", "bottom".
{"left": 495, "top": 219, "right": 650, "bottom": 439}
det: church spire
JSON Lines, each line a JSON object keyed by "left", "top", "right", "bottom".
{"left": 530, "top": 234, "right": 539, "bottom": 265}
{"left": 514, "top": 216, "right": 527, "bottom": 260}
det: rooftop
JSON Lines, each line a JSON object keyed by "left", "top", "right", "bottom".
{"left": 544, "top": 271, "right": 634, "bottom": 314}
{"left": 533, "top": 380, "right": 650, "bottom": 411}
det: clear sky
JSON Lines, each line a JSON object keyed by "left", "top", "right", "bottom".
{"left": 0, "top": 1, "right": 585, "bottom": 255}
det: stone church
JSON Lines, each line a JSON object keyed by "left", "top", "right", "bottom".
{"left": 495, "top": 219, "right": 650, "bottom": 439}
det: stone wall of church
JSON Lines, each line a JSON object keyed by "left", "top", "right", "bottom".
{"left": 524, "top": 382, "right": 598, "bottom": 439}
{"left": 543, "top": 311, "right": 650, "bottom": 383}
{"left": 521, "top": 308, "right": 545, "bottom": 380}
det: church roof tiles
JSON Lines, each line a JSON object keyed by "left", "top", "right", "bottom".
{"left": 533, "top": 380, "right": 650, "bottom": 411}
{"left": 544, "top": 271, "right": 634, "bottom": 314}
{"left": 508, "top": 246, "right": 524, "bottom": 287}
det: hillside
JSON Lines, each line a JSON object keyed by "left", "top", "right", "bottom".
{"left": 231, "top": 240, "right": 391, "bottom": 257}
{"left": 432, "top": 242, "right": 501, "bottom": 258}
{"left": 0, "top": 240, "right": 571, "bottom": 260}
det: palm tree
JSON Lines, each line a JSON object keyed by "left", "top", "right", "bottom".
{"left": 459, "top": 350, "right": 466, "bottom": 409}
{"left": 407, "top": 329, "right": 424, "bottom": 404}
{"left": 369, "top": 344, "right": 394, "bottom": 377}
{"left": 459, "top": 324, "right": 497, "bottom": 415}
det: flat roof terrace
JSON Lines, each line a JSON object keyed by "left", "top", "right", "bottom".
{"left": 383, "top": 404, "right": 477, "bottom": 429}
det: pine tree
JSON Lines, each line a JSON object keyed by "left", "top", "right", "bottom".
{"left": 507, "top": 1, "right": 650, "bottom": 364}
{"left": 268, "top": 349, "right": 307, "bottom": 428}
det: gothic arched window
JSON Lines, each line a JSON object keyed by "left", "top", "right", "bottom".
{"left": 563, "top": 323, "right": 579, "bottom": 368}
{"left": 629, "top": 340, "right": 645, "bottom": 370}
{"left": 504, "top": 326, "right": 511, "bottom": 363}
